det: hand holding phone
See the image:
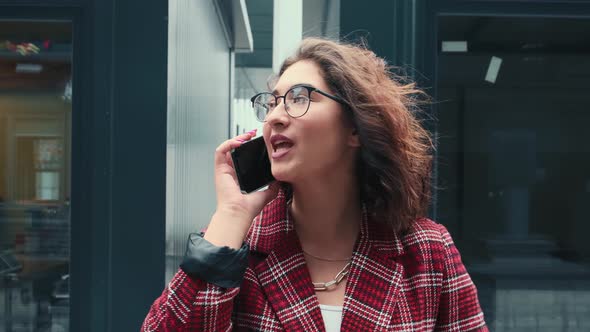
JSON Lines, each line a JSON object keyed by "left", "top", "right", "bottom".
{"left": 231, "top": 136, "right": 275, "bottom": 194}
{"left": 206, "top": 132, "right": 279, "bottom": 249}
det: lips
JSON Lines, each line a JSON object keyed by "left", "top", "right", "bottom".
{"left": 269, "top": 134, "right": 294, "bottom": 159}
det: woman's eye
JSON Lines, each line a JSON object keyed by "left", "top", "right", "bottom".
{"left": 293, "top": 96, "right": 308, "bottom": 104}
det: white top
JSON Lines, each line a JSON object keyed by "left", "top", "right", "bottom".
{"left": 319, "top": 304, "right": 343, "bottom": 332}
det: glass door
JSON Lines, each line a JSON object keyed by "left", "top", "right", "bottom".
{"left": 0, "top": 20, "right": 72, "bottom": 331}
{"left": 436, "top": 16, "right": 590, "bottom": 331}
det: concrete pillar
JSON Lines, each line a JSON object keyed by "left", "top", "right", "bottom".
{"left": 273, "top": 0, "right": 302, "bottom": 73}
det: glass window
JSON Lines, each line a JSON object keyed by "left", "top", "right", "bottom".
{"left": 232, "top": 0, "right": 341, "bottom": 135}
{"left": 0, "top": 20, "right": 72, "bottom": 331}
{"left": 436, "top": 16, "right": 590, "bottom": 331}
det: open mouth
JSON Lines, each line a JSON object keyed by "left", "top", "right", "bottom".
{"left": 269, "top": 135, "right": 294, "bottom": 159}
{"left": 272, "top": 141, "right": 294, "bottom": 153}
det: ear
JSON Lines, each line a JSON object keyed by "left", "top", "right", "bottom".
{"left": 347, "top": 128, "right": 361, "bottom": 147}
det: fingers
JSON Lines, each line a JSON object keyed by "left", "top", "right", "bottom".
{"left": 235, "top": 129, "right": 258, "bottom": 143}
{"left": 225, "top": 151, "right": 234, "bottom": 168}
{"left": 214, "top": 129, "right": 258, "bottom": 166}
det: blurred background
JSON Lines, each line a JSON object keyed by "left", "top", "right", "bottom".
{"left": 1, "top": 0, "right": 589, "bottom": 331}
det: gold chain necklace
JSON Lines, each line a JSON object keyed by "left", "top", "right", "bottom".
{"left": 302, "top": 249, "right": 352, "bottom": 262}
{"left": 312, "top": 262, "right": 351, "bottom": 291}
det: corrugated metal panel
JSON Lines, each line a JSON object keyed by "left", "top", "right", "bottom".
{"left": 166, "top": 0, "right": 231, "bottom": 282}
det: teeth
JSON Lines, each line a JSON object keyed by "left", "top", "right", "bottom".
{"left": 273, "top": 141, "right": 291, "bottom": 152}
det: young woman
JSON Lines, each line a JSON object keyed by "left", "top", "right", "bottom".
{"left": 142, "top": 38, "right": 487, "bottom": 331}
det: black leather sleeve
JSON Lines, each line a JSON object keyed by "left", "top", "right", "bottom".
{"left": 179, "top": 232, "right": 249, "bottom": 289}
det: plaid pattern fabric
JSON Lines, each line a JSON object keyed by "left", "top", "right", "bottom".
{"left": 142, "top": 188, "right": 488, "bottom": 331}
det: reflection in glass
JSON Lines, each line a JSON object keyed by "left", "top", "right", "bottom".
{"left": 0, "top": 21, "right": 72, "bottom": 331}
{"left": 437, "top": 16, "right": 590, "bottom": 331}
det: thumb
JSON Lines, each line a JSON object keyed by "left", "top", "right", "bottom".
{"left": 246, "top": 181, "right": 280, "bottom": 211}
{"left": 261, "top": 181, "right": 281, "bottom": 204}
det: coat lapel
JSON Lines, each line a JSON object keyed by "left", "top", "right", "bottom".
{"left": 248, "top": 186, "right": 325, "bottom": 331}
{"left": 254, "top": 230, "right": 326, "bottom": 331}
{"left": 247, "top": 186, "right": 406, "bottom": 331}
{"left": 341, "top": 213, "right": 406, "bottom": 331}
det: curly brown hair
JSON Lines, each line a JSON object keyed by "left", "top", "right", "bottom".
{"left": 278, "top": 37, "right": 434, "bottom": 234}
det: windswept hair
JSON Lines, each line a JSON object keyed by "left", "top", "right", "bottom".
{"left": 279, "top": 37, "right": 434, "bottom": 235}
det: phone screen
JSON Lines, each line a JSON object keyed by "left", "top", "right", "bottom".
{"left": 231, "top": 136, "right": 275, "bottom": 193}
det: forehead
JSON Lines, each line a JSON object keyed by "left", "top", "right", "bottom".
{"left": 273, "top": 60, "right": 327, "bottom": 94}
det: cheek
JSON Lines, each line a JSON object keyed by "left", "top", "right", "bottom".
{"left": 301, "top": 121, "right": 346, "bottom": 159}
{"left": 262, "top": 123, "right": 271, "bottom": 138}
{"left": 262, "top": 125, "right": 272, "bottom": 149}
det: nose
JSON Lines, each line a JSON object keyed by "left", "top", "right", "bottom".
{"left": 264, "top": 97, "right": 290, "bottom": 128}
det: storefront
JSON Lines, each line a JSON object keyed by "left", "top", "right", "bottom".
{"left": 341, "top": 0, "right": 590, "bottom": 329}
{"left": 0, "top": 1, "right": 168, "bottom": 331}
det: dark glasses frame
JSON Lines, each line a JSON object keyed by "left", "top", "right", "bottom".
{"left": 250, "top": 83, "right": 349, "bottom": 121}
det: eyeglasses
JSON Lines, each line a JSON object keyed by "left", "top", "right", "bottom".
{"left": 250, "top": 84, "right": 348, "bottom": 122}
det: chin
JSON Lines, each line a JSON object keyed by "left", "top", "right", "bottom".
{"left": 271, "top": 164, "right": 294, "bottom": 182}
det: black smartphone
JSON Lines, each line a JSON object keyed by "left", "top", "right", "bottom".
{"left": 231, "top": 136, "right": 275, "bottom": 194}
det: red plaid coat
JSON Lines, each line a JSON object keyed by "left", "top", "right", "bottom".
{"left": 142, "top": 189, "right": 488, "bottom": 331}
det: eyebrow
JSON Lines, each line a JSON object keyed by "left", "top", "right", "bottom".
{"left": 271, "top": 83, "right": 316, "bottom": 95}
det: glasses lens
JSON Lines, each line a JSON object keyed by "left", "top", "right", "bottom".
{"left": 285, "top": 86, "right": 310, "bottom": 117}
{"left": 253, "top": 93, "right": 275, "bottom": 121}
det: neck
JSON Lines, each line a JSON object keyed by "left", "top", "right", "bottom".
{"left": 290, "top": 167, "right": 361, "bottom": 256}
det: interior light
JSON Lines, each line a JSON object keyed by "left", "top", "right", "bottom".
{"left": 15, "top": 63, "right": 43, "bottom": 73}
{"left": 442, "top": 41, "right": 468, "bottom": 52}
{"left": 485, "top": 56, "right": 503, "bottom": 84}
